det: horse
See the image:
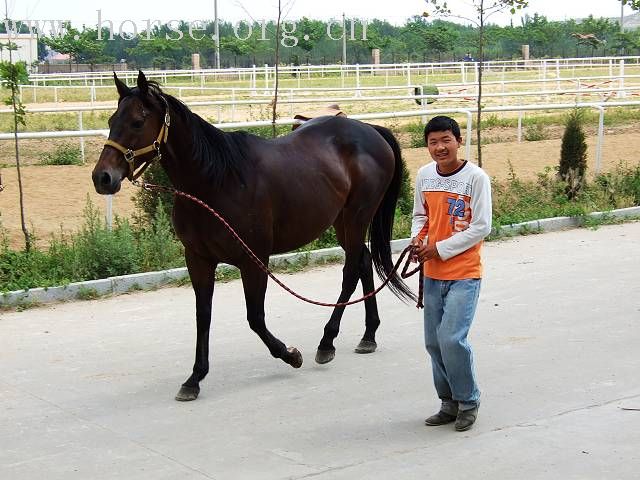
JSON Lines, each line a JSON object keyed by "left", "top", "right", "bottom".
{"left": 92, "top": 71, "right": 415, "bottom": 401}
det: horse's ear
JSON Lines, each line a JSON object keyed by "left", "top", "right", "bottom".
{"left": 137, "top": 70, "right": 149, "bottom": 95}
{"left": 113, "top": 72, "right": 131, "bottom": 98}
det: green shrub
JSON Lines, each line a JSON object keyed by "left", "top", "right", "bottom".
{"left": 397, "top": 158, "right": 413, "bottom": 215}
{"left": 137, "top": 199, "right": 184, "bottom": 271}
{"left": 0, "top": 196, "right": 185, "bottom": 292}
{"left": 524, "top": 123, "right": 548, "bottom": 142}
{"left": 39, "top": 144, "right": 82, "bottom": 165}
{"left": 414, "top": 85, "right": 440, "bottom": 105}
{"left": 559, "top": 108, "right": 588, "bottom": 199}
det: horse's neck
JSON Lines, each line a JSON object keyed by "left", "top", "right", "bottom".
{"left": 160, "top": 115, "right": 240, "bottom": 197}
{"left": 160, "top": 115, "right": 203, "bottom": 192}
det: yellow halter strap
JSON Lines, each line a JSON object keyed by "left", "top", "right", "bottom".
{"left": 104, "top": 99, "right": 171, "bottom": 181}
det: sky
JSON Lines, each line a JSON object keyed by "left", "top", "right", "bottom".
{"left": 6, "top": 0, "right": 633, "bottom": 30}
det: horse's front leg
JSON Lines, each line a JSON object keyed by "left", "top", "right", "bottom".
{"left": 175, "top": 249, "right": 217, "bottom": 401}
{"left": 240, "top": 263, "right": 303, "bottom": 368}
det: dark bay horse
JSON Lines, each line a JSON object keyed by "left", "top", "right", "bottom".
{"left": 92, "top": 71, "right": 415, "bottom": 401}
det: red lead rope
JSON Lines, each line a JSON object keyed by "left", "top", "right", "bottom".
{"left": 133, "top": 180, "right": 424, "bottom": 309}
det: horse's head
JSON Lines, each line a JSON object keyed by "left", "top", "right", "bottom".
{"left": 92, "top": 70, "right": 169, "bottom": 194}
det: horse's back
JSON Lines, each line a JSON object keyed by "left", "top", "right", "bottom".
{"left": 248, "top": 116, "right": 397, "bottom": 252}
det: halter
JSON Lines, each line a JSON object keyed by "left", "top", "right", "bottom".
{"left": 103, "top": 96, "right": 171, "bottom": 181}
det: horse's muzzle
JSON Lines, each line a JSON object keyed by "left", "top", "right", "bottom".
{"left": 92, "top": 168, "right": 122, "bottom": 195}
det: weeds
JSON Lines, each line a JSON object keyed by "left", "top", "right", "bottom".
{"left": 39, "top": 143, "right": 83, "bottom": 165}
{"left": 76, "top": 286, "right": 99, "bottom": 300}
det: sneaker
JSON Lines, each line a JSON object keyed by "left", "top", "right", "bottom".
{"left": 454, "top": 406, "right": 479, "bottom": 432}
{"left": 424, "top": 410, "right": 457, "bottom": 426}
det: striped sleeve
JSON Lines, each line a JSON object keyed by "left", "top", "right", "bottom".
{"left": 411, "top": 169, "right": 429, "bottom": 241}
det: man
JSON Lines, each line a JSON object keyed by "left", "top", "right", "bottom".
{"left": 411, "top": 115, "right": 492, "bottom": 432}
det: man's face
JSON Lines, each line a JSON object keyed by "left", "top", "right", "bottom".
{"left": 426, "top": 130, "right": 462, "bottom": 169}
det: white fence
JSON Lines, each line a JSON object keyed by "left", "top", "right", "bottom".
{"left": 5, "top": 76, "right": 640, "bottom": 164}
{"left": 16, "top": 72, "right": 640, "bottom": 106}
{"left": 27, "top": 56, "right": 640, "bottom": 85}
{"left": 2, "top": 100, "right": 639, "bottom": 226}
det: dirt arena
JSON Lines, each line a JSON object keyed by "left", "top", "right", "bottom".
{"left": 1, "top": 132, "right": 638, "bottom": 249}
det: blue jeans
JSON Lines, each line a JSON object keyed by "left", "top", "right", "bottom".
{"left": 423, "top": 277, "right": 481, "bottom": 412}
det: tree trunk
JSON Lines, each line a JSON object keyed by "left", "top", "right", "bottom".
{"left": 271, "top": 0, "right": 282, "bottom": 138}
{"left": 476, "top": 1, "right": 484, "bottom": 168}
{"left": 12, "top": 95, "right": 30, "bottom": 251}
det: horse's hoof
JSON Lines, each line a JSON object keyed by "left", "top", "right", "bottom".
{"left": 175, "top": 385, "right": 200, "bottom": 401}
{"left": 286, "top": 347, "right": 303, "bottom": 368}
{"left": 354, "top": 340, "right": 377, "bottom": 354}
{"left": 315, "top": 348, "right": 336, "bottom": 364}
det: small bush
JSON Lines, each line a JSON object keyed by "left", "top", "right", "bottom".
{"left": 39, "top": 144, "right": 82, "bottom": 165}
{"left": 137, "top": 199, "right": 184, "bottom": 271}
{"left": 397, "top": 158, "right": 413, "bottom": 215}
{"left": 559, "top": 108, "right": 588, "bottom": 200}
{"left": 415, "top": 85, "right": 439, "bottom": 105}
{"left": 524, "top": 123, "right": 548, "bottom": 142}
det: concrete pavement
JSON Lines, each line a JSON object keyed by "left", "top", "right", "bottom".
{"left": 1, "top": 223, "right": 639, "bottom": 479}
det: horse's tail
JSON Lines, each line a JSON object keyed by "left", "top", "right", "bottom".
{"left": 368, "top": 124, "right": 417, "bottom": 303}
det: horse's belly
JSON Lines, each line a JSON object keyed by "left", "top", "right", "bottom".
{"left": 270, "top": 211, "right": 336, "bottom": 254}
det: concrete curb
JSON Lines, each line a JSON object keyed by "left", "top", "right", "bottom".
{"left": 493, "top": 206, "right": 640, "bottom": 236}
{"left": 2, "top": 208, "right": 638, "bottom": 308}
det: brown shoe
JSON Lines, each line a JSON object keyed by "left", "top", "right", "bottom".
{"left": 424, "top": 410, "right": 457, "bottom": 426}
{"left": 454, "top": 406, "right": 479, "bottom": 431}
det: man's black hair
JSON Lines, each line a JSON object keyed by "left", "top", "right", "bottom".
{"left": 424, "top": 116, "right": 462, "bottom": 141}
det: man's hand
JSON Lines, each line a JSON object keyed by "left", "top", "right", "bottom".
{"left": 410, "top": 237, "right": 440, "bottom": 263}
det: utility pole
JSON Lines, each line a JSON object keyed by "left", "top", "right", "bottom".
{"left": 214, "top": 0, "right": 221, "bottom": 69}
{"left": 342, "top": 12, "right": 347, "bottom": 65}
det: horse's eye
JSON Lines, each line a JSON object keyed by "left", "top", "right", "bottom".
{"left": 131, "top": 120, "right": 144, "bottom": 129}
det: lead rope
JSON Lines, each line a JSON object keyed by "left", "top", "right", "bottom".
{"left": 133, "top": 180, "right": 424, "bottom": 309}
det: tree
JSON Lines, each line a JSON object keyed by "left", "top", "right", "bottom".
{"left": 423, "top": 0, "right": 528, "bottom": 167}
{"left": 559, "top": 109, "right": 587, "bottom": 200}
{"left": 43, "top": 23, "right": 103, "bottom": 67}
{"left": 0, "top": 41, "right": 30, "bottom": 250}
{"left": 296, "top": 17, "right": 325, "bottom": 62}
{"left": 612, "top": 31, "right": 635, "bottom": 54}
{"left": 424, "top": 23, "right": 459, "bottom": 61}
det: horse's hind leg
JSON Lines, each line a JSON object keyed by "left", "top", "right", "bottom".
{"left": 176, "top": 250, "right": 217, "bottom": 402}
{"left": 354, "top": 246, "right": 380, "bottom": 354}
{"left": 241, "top": 263, "right": 303, "bottom": 368}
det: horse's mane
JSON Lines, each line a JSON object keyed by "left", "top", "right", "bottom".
{"left": 144, "top": 81, "right": 251, "bottom": 186}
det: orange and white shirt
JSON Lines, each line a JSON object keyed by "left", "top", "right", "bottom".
{"left": 411, "top": 160, "right": 492, "bottom": 280}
